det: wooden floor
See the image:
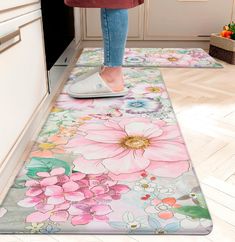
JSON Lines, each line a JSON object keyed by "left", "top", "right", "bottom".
{"left": 1, "top": 55, "right": 235, "bottom": 241}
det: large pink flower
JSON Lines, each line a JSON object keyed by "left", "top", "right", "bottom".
{"left": 67, "top": 117, "right": 190, "bottom": 179}
{"left": 131, "top": 83, "right": 168, "bottom": 99}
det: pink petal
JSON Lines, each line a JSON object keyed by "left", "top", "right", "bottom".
{"left": 103, "top": 149, "right": 150, "bottom": 175}
{"left": 73, "top": 156, "right": 106, "bottom": 175}
{"left": 26, "top": 211, "right": 50, "bottom": 223}
{"left": 90, "top": 205, "right": 112, "bottom": 216}
{"left": 110, "top": 184, "right": 130, "bottom": 194}
{"left": 25, "top": 180, "right": 39, "bottom": 187}
{"left": 155, "top": 124, "right": 182, "bottom": 140}
{"left": 35, "top": 203, "right": 54, "bottom": 213}
{"left": 94, "top": 215, "right": 109, "bottom": 221}
{"left": 26, "top": 187, "right": 43, "bottom": 197}
{"left": 40, "top": 176, "right": 58, "bottom": 187}
{"left": 44, "top": 185, "right": 63, "bottom": 196}
{"left": 95, "top": 194, "right": 113, "bottom": 202}
{"left": 17, "top": 197, "right": 42, "bottom": 207}
{"left": 62, "top": 181, "right": 79, "bottom": 192}
{"left": 85, "top": 129, "right": 125, "bottom": 143}
{"left": 68, "top": 204, "right": 89, "bottom": 216}
{"left": 124, "top": 122, "right": 162, "bottom": 138}
{"left": 71, "top": 214, "right": 93, "bottom": 225}
{"left": 144, "top": 141, "right": 189, "bottom": 162}
{"left": 146, "top": 160, "right": 190, "bottom": 178}
{"left": 50, "top": 211, "right": 69, "bottom": 222}
{"left": 47, "top": 195, "right": 65, "bottom": 205}
{"left": 64, "top": 191, "right": 85, "bottom": 202}
{"left": 66, "top": 136, "right": 124, "bottom": 160}
{"left": 102, "top": 179, "right": 117, "bottom": 187}
{"left": 70, "top": 172, "right": 86, "bottom": 181}
{"left": 58, "top": 175, "right": 70, "bottom": 184}
{"left": 50, "top": 167, "right": 65, "bottom": 176}
{"left": 108, "top": 171, "right": 143, "bottom": 181}
{"left": 79, "top": 188, "right": 94, "bottom": 199}
{"left": 53, "top": 202, "right": 70, "bottom": 211}
{"left": 91, "top": 185, "right": 109, "bottom": 195}
{"left": 111, "top": 194, "right": 121, "bottom": 200}
{"left": 118, "top": 117, "right": 151, "bottom": 129}
{"left": 36, "top": 172, "right": 50, "bottom": 178}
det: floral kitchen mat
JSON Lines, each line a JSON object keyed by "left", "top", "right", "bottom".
{"left": 0, "top": 67, "right": 213, "bottom": 235}
{"left": 76, "top": 48, "right": 223, "bottom": 68}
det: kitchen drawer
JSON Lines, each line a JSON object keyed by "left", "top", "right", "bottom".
{"left": 0, "top": 0, "right": 39, "bottom": 13}
{"left": 0, "top": 10, "right": 48, "bottom": 164}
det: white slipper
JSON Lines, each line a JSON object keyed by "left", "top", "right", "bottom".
{"left": 67, "top": 71, "right": 129, "bottom": 98}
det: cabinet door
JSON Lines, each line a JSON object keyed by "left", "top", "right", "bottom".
{"left": 144, "top": 0, "right": 233, "bottom": 40}
{"left": 0, "top": 0, "right": 39, "bottom": 12}
{"left": 0, "top": 10, "right": 48, "bottom": 164}
{"left": 81, "top": 6, "right": 144, "bottom": 40}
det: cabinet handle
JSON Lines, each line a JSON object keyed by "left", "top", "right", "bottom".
{"left": 0, "top": 29, "right": 21, "bottom": 53}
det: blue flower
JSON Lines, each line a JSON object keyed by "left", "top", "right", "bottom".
{"left": 148, "top": 216, "right": 180, "bottom": 234}
{"left": 41, "top": 224, "right": 61, "bottom": 234}
{"left": 124, "top": 98, "right": 161, "bottom": 114}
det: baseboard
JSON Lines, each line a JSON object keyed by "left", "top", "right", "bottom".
{"left": 81, "top": 40, "right": 210, "bottom": 50}
{"left": 0, "top": 44, "right": 83, "bottom": 204}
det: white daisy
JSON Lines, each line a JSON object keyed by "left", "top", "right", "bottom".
{"left": 134, "top": 179, "right": 157, "bottom": 192}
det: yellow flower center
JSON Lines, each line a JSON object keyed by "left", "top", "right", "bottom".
{"left": 168, "top": 57, "right": 178, "bottom": 62}
{"left": 131, "top": 224, "right": 137, "bottom": 229}
{"left": 120, "top": 136, "right": 150, "bottom": 149}
{"left": 39, "top": 143, "right": 56, "bottom": 150}
{"left": 141, "top": 184, "right": 149, "bottom": 189}
{"left": 147, "top": 87, "right": 162, "bottom": 93}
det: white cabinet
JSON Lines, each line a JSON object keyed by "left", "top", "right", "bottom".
{"left": 0, "top": 10, "right": 48, "bottom": 165}
{"left": 0, "top": 0, "right": 41, "bottom": 23}
{"left": 0, "top": 0, "right": 39, "bottom": 12}
{"left": 81, "top": 6, "right": 144, "bottom": 40}
{"left": 79, "top": 0, "right": 234, "bottom": 41}
{"left": 144, "top": 0, "right": 233, "bottom": 40}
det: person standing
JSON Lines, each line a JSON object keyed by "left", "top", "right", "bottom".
{"left": 64, "top": 0, "right": 144, "bottom": 98}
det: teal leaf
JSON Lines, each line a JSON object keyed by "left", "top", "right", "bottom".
{"left": 26, "top": 157, "right": 71, "bottom": 178}
{"left": 148, "top": 216, "right": 161, "bottom": 229}
{"left": 172, "top": 205, "right": 211, "bottom": 219}
{"left": 12, "top": 176, "right": 28, "bottom": 189}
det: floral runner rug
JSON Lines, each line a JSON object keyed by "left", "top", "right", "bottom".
{"left": 76, "top": 48, "right": 223, "bottom": 68}
{"left": 0, "top": 67, "right": 213, "bottom": 235}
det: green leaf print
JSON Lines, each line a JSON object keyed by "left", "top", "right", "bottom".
{"left": 172, "top": 205, "right": 211, "bottom": 219}
{"left": 26, "top": 157, "right": 71, "bottom": 179}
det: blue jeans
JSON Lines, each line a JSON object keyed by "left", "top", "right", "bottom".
{"left": 100, "top": 8, "right": 129, "bottom": 67}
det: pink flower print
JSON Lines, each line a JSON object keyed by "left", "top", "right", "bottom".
{"left": 55, "top": 94, "right": 94, "bottom": 110}
{"left": 36, "top": 167, "right": 67, "bottom": 187}
{"left": 69, "top": 204, "right": 113, "bottom": 225}
{"left": 18, "top": 194, "right": 50, "bottom": 210}
{"left": 30, "top": 135, "right": 67, "bottom": 158}
{"left": 68, "top": 117, "right": 189, "bottom": 179}
{"left": 132, "top": 83, "right": 168, "bottom": 99}
{"left": 150, "top": 53, "right": 195, "bottom": 67}
{"left": 26, "top": 202, "right": 70, "bottom": 223}
{"left": 45, "top": 181, "right": 85, "bottom": 205}
{"left": 145, "top": 197, "right": 181, "bottom": 220}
